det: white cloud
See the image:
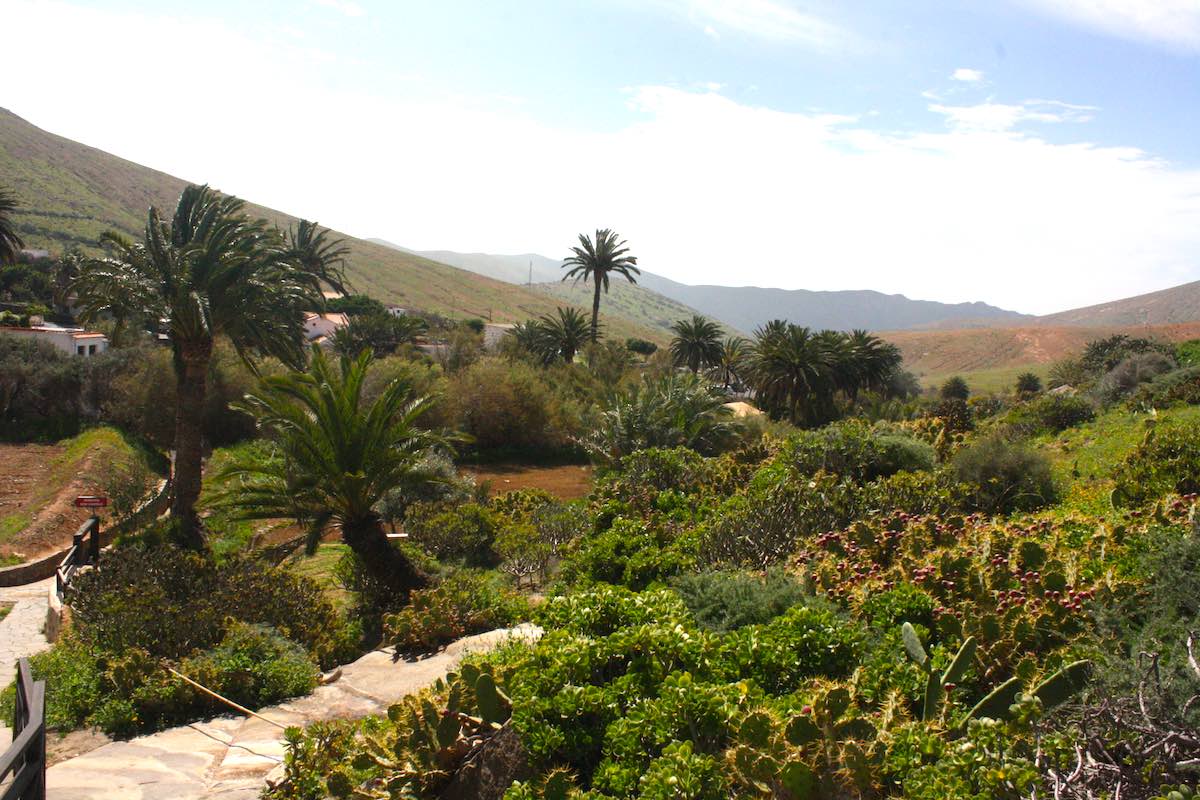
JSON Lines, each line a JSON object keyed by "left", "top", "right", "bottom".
{"left": 1018, "top": 0, "right": 1200, "bottom": 50}
{"left": 3, "top": 1, "right": 1200, "bottom": 316}
{"left": 313, "top": 0, "right": 365, "bottom": 18}
{"left": 653, "top": 0, "right": 848, "bottom": 48}
{"left": 951, "top": 68, "right": 985, "bottom": 82}
{"left": 929, "top": 99, "right": 1098, "bottom": 132}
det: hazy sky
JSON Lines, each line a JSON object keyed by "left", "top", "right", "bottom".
{"left": 4, "top": 0, "right": 1200, "bottom": 314}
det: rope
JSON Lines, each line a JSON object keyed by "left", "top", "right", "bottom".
{"left": 165, "top": 666, "right": 288, "bottom": 730}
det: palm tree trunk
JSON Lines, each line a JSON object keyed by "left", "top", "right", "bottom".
{"left": 590, "top": 279, "right": 602, "bottom": 343}
{"left": 343, "top": 517, "right": 429, "bottom": 599}
{"left": 170, "top": 340, "right": 211, "bottom": 550}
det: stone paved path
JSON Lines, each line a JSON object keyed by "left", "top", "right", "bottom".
{"left": 0, "top": 577, "right": 55, "bottom": 743}
{"left": 46, "top": 624, "right": 541, "bottom": 800}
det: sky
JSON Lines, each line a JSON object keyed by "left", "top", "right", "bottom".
{"left": 3, "top": 0, "right": 1200, "bottom": 314}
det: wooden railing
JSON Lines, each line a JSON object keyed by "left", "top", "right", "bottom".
{"left": 0, "top": 659, "right": 46, "bottom": 800}
{"left": 55, "top": 515, "right": 100, "bottom": 599}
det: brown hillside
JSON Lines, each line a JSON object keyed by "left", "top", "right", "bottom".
{"left": 883, "top": 322, "right": 1200, "bottom": 378}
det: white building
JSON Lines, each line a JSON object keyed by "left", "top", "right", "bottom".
{"left": 302, "top": 312, "right": 350, "bottom": 342}
{"left": 385, "top": 304, "right": 408, "bottom": 318}
{"left": 0, "top": 324, "right": 109, "bottom": 356}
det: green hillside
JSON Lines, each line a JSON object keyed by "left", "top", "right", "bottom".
{"left": 531, "top": 278, "right": 738, "bottom": 338}
{"left": 0, "top": 108, "right": 666, "bottom": 342}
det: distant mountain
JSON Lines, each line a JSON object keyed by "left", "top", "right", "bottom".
{"left": 0, "top": 108, "right": 665, "bottom": 342}
{"left": 1035, "top": 280, "right": 1200, "bottom": 327}
{"left": 387, "top": 245, "right": 1029, "bottom": 333}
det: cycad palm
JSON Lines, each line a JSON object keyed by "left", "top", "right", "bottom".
{"left": 211, "top": 351, "right": 448, "bottom": 595}
{"left": 669, "top": 315, "right": 724, "bottom": 374}
{"left": 72, "top": 185, "right": 343, "bottom": 547}
{"left": 0, "top": 187, "right": 25, "bottom": 265}
{"left": 561, "top": 229, "right": 639, "bottom": 343}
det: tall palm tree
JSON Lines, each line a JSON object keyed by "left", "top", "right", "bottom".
{"left": 73, "top": 185, "right": 343, "bottom": 548}
{"left": 561, "top": 229, "right": 639, "bottom": 343}
{"left": 669, "top": 314, "right": 724, "bottom": 374}
{"left": 287, "top": 219, "right": 351, "bottom": 298}
{"left": 717, "top": 336, "right": 748, "bottom": 389}
{"left": 0, "top": 187, "right": 26, "bottom": 265}
{"left": 210, "top": 350, "right": 450, "bottom": 596}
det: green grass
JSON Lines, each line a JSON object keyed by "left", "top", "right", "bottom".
{"left": 1037, "top": 403, "right": 1200, "bottom": 515}
{"left": 287, "top": 544, "right": 355, "bottom": 616}
{"left": 920, "top": 364, "right": 1051, "bottom": 396}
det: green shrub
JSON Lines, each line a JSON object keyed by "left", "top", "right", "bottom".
{"left": 780, "top": 420, "right": 935, "bottom": 483}
{"left": 1009, "top": 393, "right": 1096, "bottom": 433}
{"left": 1096, "top": 352, "right": 1177, "bottom": 404}
{"left": 180, "top": 622, "right": 318, "bottom": 711}
{"left": 534, "top": 585, "right": 691, "bottom": 637}
{"left": 951, "top": 434, "right": 1057, "bottom": 514}
{"left": 670, "top": 570, "right": 810, "bottom": 632}
{"left": 1113, "top": 421, "right": 1200, "bottom": 505}
{"left": 1131, "top": 366, "right": 1200, "bottom": 409}
{"left": 403, "top": 501, "right": 501, "bottom": 567}
{"left": 721, "top": 604, "right": 863, "bottom": 694}
{"left": 383, "top": 571, "right": 530, "bottom": 655}
{"left": 446, "top": 358, "right": 571, "bottom": 454}
{"left": 2, "top": 624, "right": 317, "bottom": 737}
{"left": 67, "top": 546, "right": 353, "bottom": 669}
{"left": 858, "top": 583, "right": 936, "bottom": 631}
{"left": 558, "top": 516, "right": 694, "bottom": 590}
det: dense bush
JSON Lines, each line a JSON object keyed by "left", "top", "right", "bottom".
{"left": 19, "top": 544, "right": 358, "bottom": 736}
{"left": 383, "top": 571, "right": 530, "bottom": 655}
{"left": 670, "top": 570, "right": 810, "bottom": 632}
{"left": 1131, "top": 366, "right": 1200, "bottom": 409}
{"left": 951, "top": 434, "right": 1057, "bottom": 514}
{"left": 7, "top": 622, "right": 317, "bottom": 737}
{"left": 1112, "top": 421, "right": 1200, "bottom": 505}
{"left": 446, "top": 358, "right": 574, "bottom": 454}
{"left": 559, "top": 516, "right": 694, "bottom": 590}
{"left": 1008, "top": 392, "right": 1096, "bottom": 433}
{"left": 402, "top": 501, "right": 501, "bottom": 567}
{"left": 779, "top": 420, "right": 935, "bottom": 482}
{"left": 1095, "top": 352, "right": 1177, "bottom": 405}
{"left": 67, "top": 545, "right": 355, "bottom": 668}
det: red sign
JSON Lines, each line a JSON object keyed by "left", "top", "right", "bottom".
{"left": 74, "top": 496, "right": 108, "bottom": 508}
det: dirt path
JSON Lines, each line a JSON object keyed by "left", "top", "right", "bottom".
{"left": 46, "top": 624, "right": 542, "bottom": 800}
{"left": 461, "top": 463, "right": 593, "bottom": 500}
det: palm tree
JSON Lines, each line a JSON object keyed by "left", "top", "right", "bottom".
{"left": 287, "top": 219, "right": 351, "bottom": 297}
{"left": 743, "top": 321, "right": 835, "bottom": 426}
{"left": 561, "top": 229, "right": 639, "bottom": 343}
{"left": 535, "top": 306, "right": 592, "bottom": 363}
{"left": 669, "top": 314, "right": 724, "bottom": 374}
{"left": 717, "top": 336, "right": 748, "bottom": 389}
{"left": 210, "top": 351, "right": 450, "bottom": 596}
{"left": 0, "top": 187, "right": 25, "bottom": 265}
{"left": 73, "top": 185, "right": 342, "bottom": 548}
